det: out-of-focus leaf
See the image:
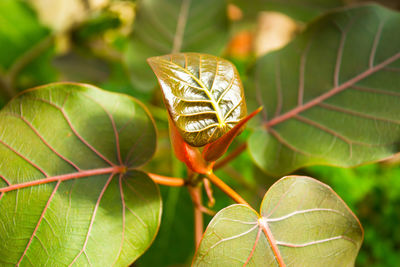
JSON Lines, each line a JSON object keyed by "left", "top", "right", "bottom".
{"left": 248, "top": 4, "right": 400, "bottom": 176}
{"left": 148, "top": 53, "right": 247, "bottom": 147}
{"left": 0, "top": 83, "right": 161, "bottom": 266}
{"left": 72, "top": 11, "right": 122, "bottom": 43}
{"left": 231, "top": 0, "right": 344, "bottom": 22}
{"left": 0, "top": 0, "right": 53, "bottom": 103}
{"left": 0, "top": 0, "right": 49, "bottom": 70}
{"left": 125, "top": 0, "right": 229, "bottom": 91}
{"left": 53, "top": 51, "right": 110, "bottom": 83}
{"left": 193, "top": 176, "right": 363, "bottom": 266}
{"left": 16, "top": 44, "right": 58, "bottom": 90}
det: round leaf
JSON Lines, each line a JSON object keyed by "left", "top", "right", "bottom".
{"left": 193, "top": 176, "right": 363, "bottom": 266}
{"left": 0, "top": 83, "right": 161, "bottom": 266}
{"left": 248, "top": 4, "right": 400, "bottom": 175}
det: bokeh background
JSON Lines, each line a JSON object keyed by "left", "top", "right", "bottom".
{"left": 0, "top": 0, "right": 399, "bottom": 266}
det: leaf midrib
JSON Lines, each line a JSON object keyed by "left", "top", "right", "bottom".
{"left": 265, "top": 52, "right": 400, "bottom": 129}
{"left": 0, "top": 167, "right": 122, "bottom": 193}
{"left": 161, "top": 58, "right": 226, "bottom": 127}
{"left": 0, "top": 85, "right": 145, "bottom": 265}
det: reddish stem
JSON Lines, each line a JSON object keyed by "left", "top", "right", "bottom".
{"left": 0, "top": 167, "right": 122, "bottom": 193}
{"left": 147, "top": 173, "right": 186, "bottom": 187}
{"left": 213, "top": 143, "right": 247, "bottom": 170}
{"left": 203, "top": 178, "right": 215, "bottom": 207}
{"left": 188, "top": 186, "right": 204, "bottom": 248}
{"left": 206, "top": 172, "right": 250, "bottom": 206}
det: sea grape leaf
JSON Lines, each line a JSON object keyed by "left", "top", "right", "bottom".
{"left": 231, "top": 0, "right": 344, "bottom": 22}
{"left": 248, "top": 4, "right": 400, "bottom": 176}
{"left": 148, "top": 53, "right": 247, "bottom": 147}
{"left": 0, "top": 83, "right": 161, "bottom": 266}
{"left": 193, "top": 176, "right": 363, "bottom": 266}
{"left": 125, "top": 0, "right": 229, "bottom": 91}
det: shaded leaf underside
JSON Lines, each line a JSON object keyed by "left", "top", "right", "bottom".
{"left": 249, "top": 4, "right": 400, "bottom": 175}
{"left": 193, "top": 176, "right": 363, "bottom": 266}
{"left": 0, "top": 83, "right": 161, "bottom": 266}
{"left": 148, "top": 53, "right": 247, "bottom": 147}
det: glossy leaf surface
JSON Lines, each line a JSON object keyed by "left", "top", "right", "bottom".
{"left": 148, "top": 53, "right": 247, "bottom": 147}
{"left": 0, "top": 83, "right": 161, "bottom": 266}
{"left": 125, "top": 0, "right": 229, "bottom": 91}
{"left": 193, "top": 176, "right": 363, "bottom": 266}
{"left": 248, "top": 4, "right": 400, "bottom": 176}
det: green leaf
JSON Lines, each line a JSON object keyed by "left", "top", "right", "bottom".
{"left": 0, "top": 83, "right": 161, "bottom": 266}
{"left": 193, "top": 176, "right": 363, "bottom": 266}
{"left": 125, "top": 0, "right": 229, "bottom": 91}
{"left": 231, "top": 0, "right": 344, "bottom": 22}
{"left": 248, "top": 4, "right": 400, "bottom": 176}
{"left": 0, "top": 0, "right": 54, "bottom": 103}
{"left": 0, "top": 0, "right": 49, "bottom": 70}
{"left": 148, "top": 53, "right": 247, "bottom": 147}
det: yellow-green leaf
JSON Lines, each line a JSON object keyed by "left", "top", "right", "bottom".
{"left": 0, "top": 83, "right": 161, "bottom": 266}
{"left": 193, "top": 176, "right": 363, "bottom": 266}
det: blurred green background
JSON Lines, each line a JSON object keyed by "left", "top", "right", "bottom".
{"left": 0, "top": 0, "right": 399, "bottom": 266}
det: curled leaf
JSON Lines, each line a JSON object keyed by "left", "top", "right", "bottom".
{"left": 169, "top": 118, "right": 210, "bottom": 174}
{"left": 148, "top": 53, "right": 247, "bottom": 147}
{"left": 203, "top": 107, "right": 263, "bottom": 162}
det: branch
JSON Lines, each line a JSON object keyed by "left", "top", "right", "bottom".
{"left": 213, "top": 143, "right": 247, "bottom": 170}
{"left": 147, "top": 173, "right": 186, "bottom": 187}
{"left": 203, "top": 178, "right": 215, "bottom": 207}
{"left": 206, "top": 172, "right": 250, "bottom": 206}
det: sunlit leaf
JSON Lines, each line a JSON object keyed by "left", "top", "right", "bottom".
{"left": 125, "top": 0, "right": 229, "bottom": 91}
{"left": 148, "top": 53, "right": 247, "bottom": 147}
{"left": 193, "top": 176, "right": 363, "bottom": 266}
{"left": 0, "top": 83, "right": 161, "bottom": 266}
{"left": 248, "top": 4, "right": 400, "bottom": 176}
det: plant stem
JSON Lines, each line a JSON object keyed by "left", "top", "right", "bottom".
{"left": 206, "top": 172, "right": 250, "bottom": 206}
{"left": 213, "top": 143, "right": 247, "bottom": 170}
{"left": 203, "top": 178, "right": 215, "bottom": 207}
{"left": 147, "top": 173, "right": 186, "bottom": 187}
{"left": 188, "top": 185, "right": 204, "bottom": 248}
